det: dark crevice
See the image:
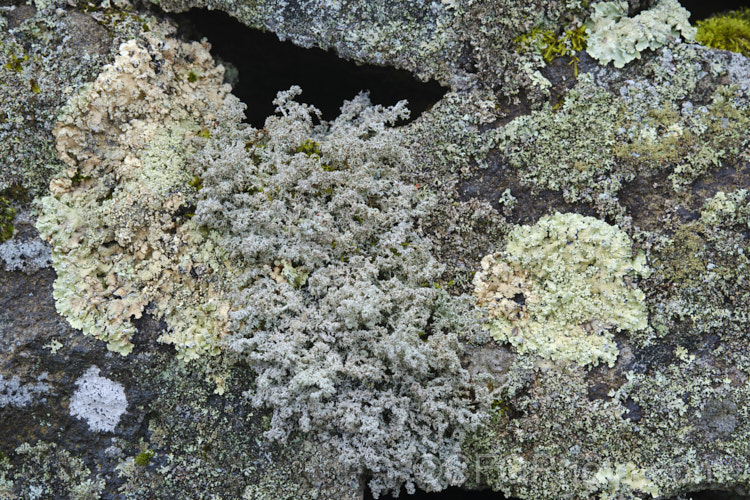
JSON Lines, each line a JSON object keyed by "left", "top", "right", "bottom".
{"left": 169, "top": 9, "right": 447, "bottom": 128}
{"left": 681, "top": 0, "right": 749, "bottom": 21}
{"left": 680, "top": 491, "right": 750, "bottom": 500}
{"left": 364, "top": 486, "right": 515, "bottom": 500}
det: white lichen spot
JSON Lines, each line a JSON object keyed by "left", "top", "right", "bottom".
{"left": 474, "top": 212, "right": 649, "bottom": 367}
{"left": 69, "top": 366, "right": 127, "bottom": 433}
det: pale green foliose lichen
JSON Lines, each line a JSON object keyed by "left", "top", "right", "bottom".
{"left": 586, "top": 462, "right": 660, "bottom": 499}
{"left": 474, "top": 212, "right": 649, "bottom": 366}
{"left": 36, "top": 26, "right": 233, "bottom": 358}
{"left": 585, "top": 0, "right": 696, "bottom": 68}
{"left": 700, "top": 189, "right": 750, "bottom": 228}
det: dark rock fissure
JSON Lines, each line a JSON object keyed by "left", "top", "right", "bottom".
{"left": 169, "top": 9, "right": 448, "bottom": 128}
{"left": 681, "top": 0, "right": 749, "bottom": 21}
{"left": 364, "top": 486, "right": 515, "bottom": 499}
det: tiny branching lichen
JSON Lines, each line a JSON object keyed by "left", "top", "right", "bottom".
{"left": 474, "top": 213, "right": 649, "bottom": 367}
{"left": 194, "top": 86, "right": 487, "bottom": 497}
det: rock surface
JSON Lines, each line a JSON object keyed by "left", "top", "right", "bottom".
{"left": 1, "top": 0, "right": 749, "bottom": 499}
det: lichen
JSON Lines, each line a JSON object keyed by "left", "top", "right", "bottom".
{"left": 700, "top": 189, "right": 750, "bottom": 228}
{"left": 695, "top": 8, "right": 750, "bottom": 56}
{"left": 489, "top": 49, "right": 750, "bottom": 225}
{"left": 515, "top": 24, "right": 588, "bottom": 75}
{"left": 194, "top": 85, "right": 489, "bottom": 497}
{"left": 587, "top": 462, "right": 660, "bottom": 499}
{"left": 585, "top": 0, "right": 696, "bottom": 68}
{"left": 474, "top": 212, "right": 649, "bottom": 367}
{"left": 69, "top": 366, "right": 128, "bottom": 433}
{"left": 0, "top": 4, "right": 149, "bottom": 196}
{"left": 2, "top": 441, "right": 104, "bottom": 499}
{"left": 36, "top": 26, "right": 233, "bottom": 358}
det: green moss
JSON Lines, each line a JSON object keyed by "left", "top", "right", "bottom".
{"left": 295, "top": 139, "right": 322, "bottom": 157}
{"left": 516, "top": 24, "right": 588, "bottom": 75}
{"left": 695, "top": 8, "right": 750, "bottom": 56}
{"left": 0, "top": 197, "right": 16, "bottom": 243}
{"left": 135, "top": 450, "right": 155, "bottom": 466}
{"left": 4, "top": 54, "right": 27, "bottom": 73}
{"left": 189, "top": 175, "right": 203, "bottom": 191}
{"left": 187, "top": 70, "right": 199, "bottom": 82}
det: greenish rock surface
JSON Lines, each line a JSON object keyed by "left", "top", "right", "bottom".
{"left": 1, "top": 0, "right": 750, "bottom": 499}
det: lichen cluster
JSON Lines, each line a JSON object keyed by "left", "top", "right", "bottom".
{"left": 4, "top": 0, "right": 750, "bottom": 499}
{"left": 193, "top": 85, "right": 488, "bottom": 497}
{"left": 489, "top": 46, "right": 750, "bottom": 225}
{"left": 37, "top": 27, "right": 233, "bottom": 358}
{"left": 0, "top": 3, "right": 148, "bottom": 196}
{"left": 464, "top": 187, "right": 750, "bottom": 499}
{"left": 34, "top": 20, "right": 491, "bottom": 497}
{"left": 0, "top": 441, "right": 104, "bottom": 499}
{"left": 474, "top": 213, "right": 649, "bottom": 367}
{"left": 647, "top": 189, "right": 750, "bottom": 343}
{"left": 585, "top": 0, "right": 696, "bottom": 68}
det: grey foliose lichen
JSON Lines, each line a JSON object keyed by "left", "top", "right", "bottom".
{"left": 36, "top": 25, "right": 233, "bottom": 358}
{"left": 586, "top": 0, "right": 696, "bottom": 68}
{"left": 194, "top": 86, "right": 488, "bottom": 497}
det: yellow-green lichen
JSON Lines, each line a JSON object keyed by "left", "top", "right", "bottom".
{"left": 474, "top": 213, "right": 649, "bottom": 366}
{"left": 700, "top": 189, "right": 750, "bottom": 228}
{"left": 587, "top": 462, "right": 660, "bottom": 499}
{"left": 695, "top": 8, "right": 750, "bottom": 56}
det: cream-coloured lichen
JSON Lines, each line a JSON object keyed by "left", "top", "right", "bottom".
{"left": 36, "top": 26, "right": 234, "bottom": 359}
{"left": 700, "top": 189, "right": 750, "bottom": 228}
{"left": 586, "top": 0, "right": 696, "bottom": 68}
{"left": 474, "top": 213, "right": 649, "bottom": 366}
{"left": 587, "top": 462, "right": 660, "bottom": 499}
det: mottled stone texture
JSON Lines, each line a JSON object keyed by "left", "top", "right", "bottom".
{"left": 1, "top": 0, "right": 750, "bottom": 499}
